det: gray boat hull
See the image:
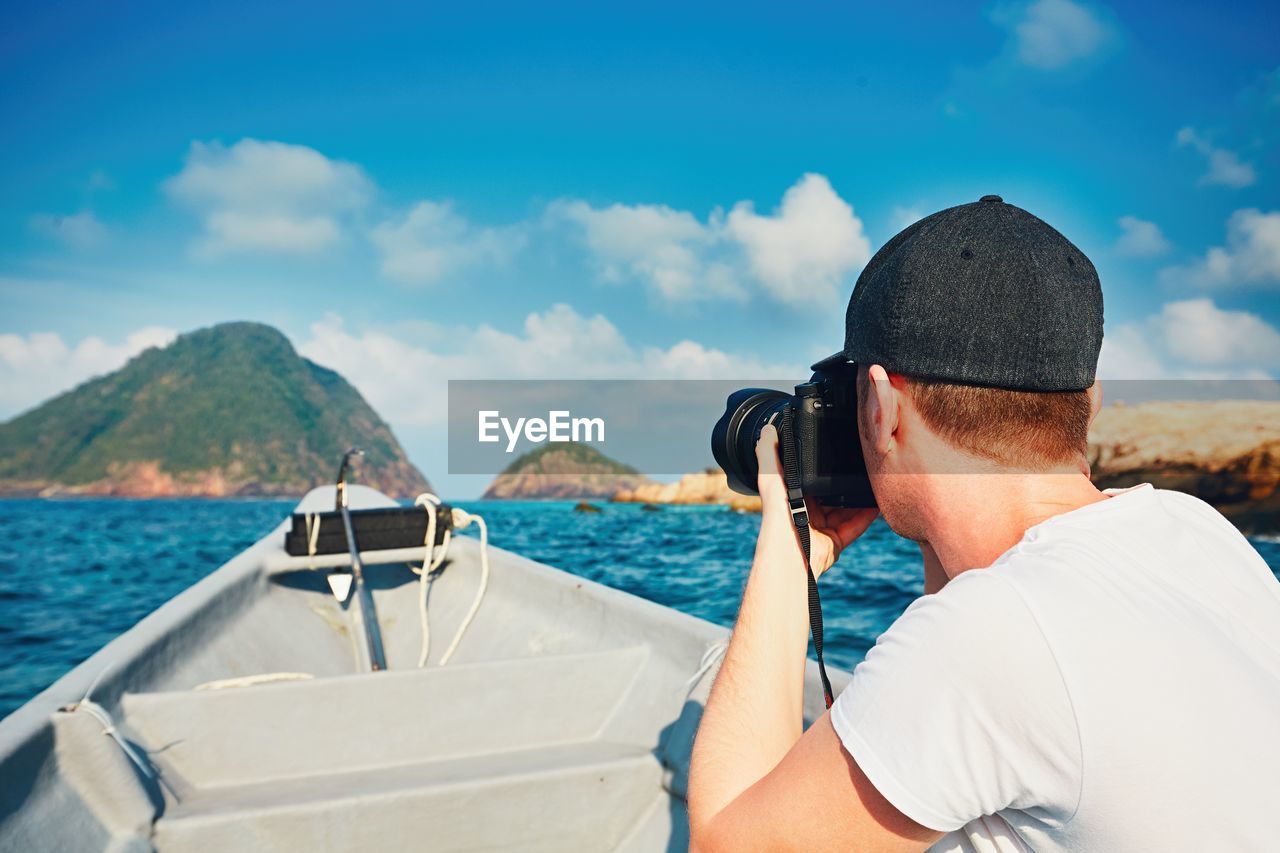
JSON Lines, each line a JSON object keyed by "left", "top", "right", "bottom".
{"left": 0, "top": 487, "right": 846, "bottom": 851}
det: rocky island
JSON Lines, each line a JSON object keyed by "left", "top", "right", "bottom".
{"left": 482, "top": 442, "right": 651, "bottom": 499}
{"left": 0, "top": 322, "right": 430, "bottom": 498}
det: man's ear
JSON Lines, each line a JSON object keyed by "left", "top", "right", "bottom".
{"left": 866, "top": 364, "right": 899, "bottom": 456}
{"left": 1087, "top": 379, "right": 1103, "bottom": 426}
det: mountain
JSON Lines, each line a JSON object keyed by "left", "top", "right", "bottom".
{"left": 0, "top": 322, "right": 430, "bottom": 498}
{"left": 482, "top": 442, "right": 652, "bottom": 499}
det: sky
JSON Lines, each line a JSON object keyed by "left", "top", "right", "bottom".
{"left": 1, "top": 0, "right": 1277, "bottom": 498}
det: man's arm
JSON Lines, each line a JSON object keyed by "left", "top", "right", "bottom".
{"left": 696, "top": 714, "right": 943, "bottom": 851}
{"left": 687, "top": 425, "right": 942, "bottom": 851}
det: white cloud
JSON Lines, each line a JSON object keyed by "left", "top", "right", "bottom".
{"left": 1114, "top": 215, "right": 1171, "bottom": 257}
{"left": 1099, "top": 298, "right": 1280, "bottom": 379}
{"left": 554, "top": 173, "right": 869, "bottom": 306}
{"left": 1004, "top": 0, "right": 1110, "bottom": 70}
{"left": 158, "top": 146, "right": 866, "bottom": 305}
{"left": 639, "top": 339, "right": 776, "bottom": 378}
{"left": 298, "top": 305, "right": 800, "bottom": 427}
{"left": 0, "top": 326, "right": 176, "bottom": 419}
{"left": 725, "top": 174, "right": 872, "bottom": 305}
{"left": 30, "top": 210, "right": 107, "bottom": 250}
{"left": 371, "top": 201, "right": 526, "bottom": 286}
{"left": 206, "top": 212, "right": 339, "bottom": 254}
{"left": 1160, "top": 208, "right": 1280, "bottom": 290}
{"left": 1175, "top": 127, "right": 1256, "bottom": 189}
{"left": 297, "top": 319, "right": 457, "bottom": 427}
{"left": 468, "top": 304, "right": 639, "bottom": 376}
{"left": 164, "top": 138, "right": 373, "bottom": 255}
{"left": 551, "top": 199, "right": 741, "bottom": 301}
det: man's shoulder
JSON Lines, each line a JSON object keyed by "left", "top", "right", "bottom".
{"left": 1144, "top": 486, "right": 1254, "bottom": 539}
{"left": 835, "top": 562, "right": 1083, "bottom": 832}
{"left": 890, "top": 570, "right": 1042, "bottom": 656}
{"left": 981, "top": 485, "right": 1227, "bottom": 575}
{"left": 848, "top": 568, "right": 1068, "bottom": 727}
{"left": 999, "top": 484, "right": 1258, "bottom": 574}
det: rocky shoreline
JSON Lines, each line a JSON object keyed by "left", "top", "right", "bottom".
{"left": 1089, "top": 401, "right": 1278, "bottom": 534}
{"left": 612, "top": 469, "right": 760, "bottom": 512}
{"left": 0, "top": 461, "right": 429, "bottom": 499}
{"left": 616, "top": 401, "right": 1280, "bottom": 534}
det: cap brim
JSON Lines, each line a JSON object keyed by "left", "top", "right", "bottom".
{"left": 810, "top": 352, "right": 854, "bottom": 372}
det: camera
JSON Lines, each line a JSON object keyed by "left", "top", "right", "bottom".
{"left": 711, "top": 362, "right": 876, "bottom": 508}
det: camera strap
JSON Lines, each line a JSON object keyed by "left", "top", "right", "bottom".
{"left": 777, "top": 408, "right": 836, "bottom": 709}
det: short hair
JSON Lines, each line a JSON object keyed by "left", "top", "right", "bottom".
{"left": 861, "top": 375, "right": 1092, "bottom": 469}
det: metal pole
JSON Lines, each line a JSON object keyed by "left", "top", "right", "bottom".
{"left": 336, "top": 448, "right": 388, "bottom": 672}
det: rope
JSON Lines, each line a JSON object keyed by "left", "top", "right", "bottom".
{"left": 305, "top": 512, "right": 321, "bottom": 568}
{"left": 681, "top": 639, "right": 729, "bottom": 700}
{"left": 61, "top": 670, "right": 157, "bottom": 782}
{"left": 412, "top": 494, "right": 451, "bottom": 667}
{"left": 440, "top": 509, "right": 489, "bottom": 666}
{"left": 411, "top": 494, "right": 489, "bottom": 667}
{"left": 71, "top": 699, "right": 157, "bottom": 779}
{"left": 310, "top": 509, "right": 357, "bottom": 602}
{"left": 194, "top": 672, "right": 314, "bottom": 690}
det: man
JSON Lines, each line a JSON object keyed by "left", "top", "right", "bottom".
{"left": 687, "top": 195, "right": 1280, "bottom": 851}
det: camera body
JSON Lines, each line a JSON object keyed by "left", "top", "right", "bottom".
{"left": 711, "top": 363, "right": 876, "bottom": 508}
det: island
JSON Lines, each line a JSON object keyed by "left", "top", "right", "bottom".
{"left": 482, "top": 442, "right": 652, "bottom": 499}
{"left": 0, "top": 322, "right": 430, "bottom": 498}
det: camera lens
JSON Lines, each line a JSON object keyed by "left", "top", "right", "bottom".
{"left": 711, "top": 389, "right": 791, "bottom": 496}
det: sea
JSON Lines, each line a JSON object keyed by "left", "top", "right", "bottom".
{"left": 2, "top": 497, "right": 1278, "bottom": 720}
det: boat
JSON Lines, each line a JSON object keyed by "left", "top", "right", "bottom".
{"left": 0, "top": 482, "right": 845, "bottom": 851}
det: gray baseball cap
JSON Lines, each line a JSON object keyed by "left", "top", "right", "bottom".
{"left": 814, "top": 194, "right": 1103, "bottom": 392}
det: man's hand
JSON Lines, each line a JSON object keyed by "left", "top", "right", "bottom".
{"left": 755, "top": 423, "right": 878, "bottom": 576}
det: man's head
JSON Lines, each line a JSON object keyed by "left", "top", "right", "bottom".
{"left": 821, "top": 195, "right": 1105, "bottom": 540}
{"left": 855, "top": 366, "right": 1102, "bottom": 540}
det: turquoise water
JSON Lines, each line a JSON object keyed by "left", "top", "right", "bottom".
{"left": 2, "top": 498, "right": 1278, "bottom": 720}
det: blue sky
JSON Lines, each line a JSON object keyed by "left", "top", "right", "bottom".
{"left": 1, "top": 0, "right": 1277, "bottom": 497}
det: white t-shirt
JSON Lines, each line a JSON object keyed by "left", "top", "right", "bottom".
{"left": 830, "top": 485, "right": 1280, "bottom": 852}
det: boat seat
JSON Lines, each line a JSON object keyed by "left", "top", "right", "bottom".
{"left": 118, "top": 646, "right": 683, "bottom": 851}
{"left": 121, "top": 647, "right": 652, "bottom": 788}
{"left": 152, "top": 740, "right": 665, "bottom": 852}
